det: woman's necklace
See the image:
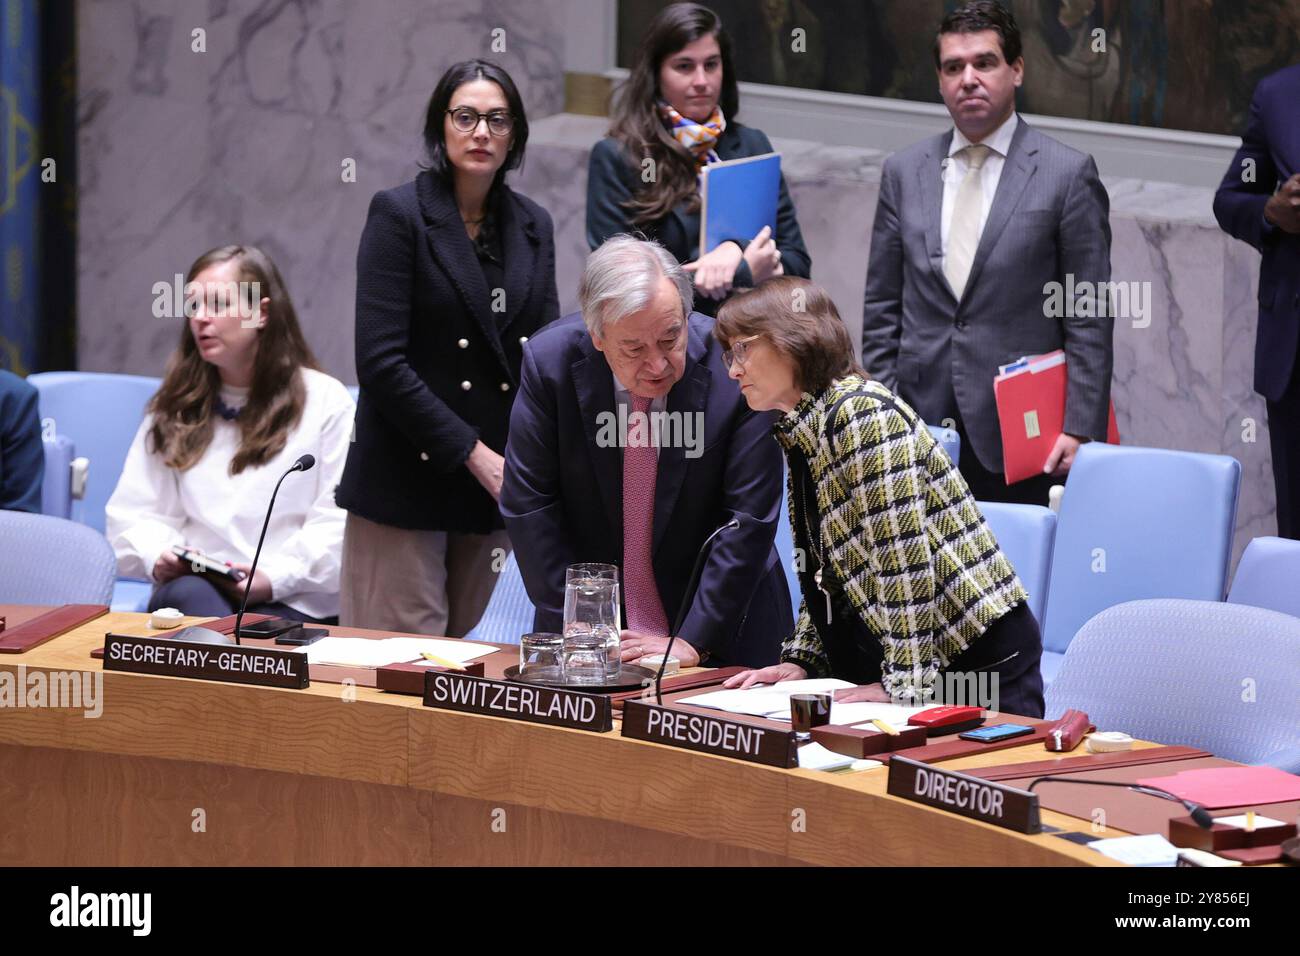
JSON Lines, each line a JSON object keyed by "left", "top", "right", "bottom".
{"left": 214, "top": 396, "right": 242, "bottom": 420}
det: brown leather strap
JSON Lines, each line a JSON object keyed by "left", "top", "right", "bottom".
{"left": 966, "top": 746, "right": 1213, "bottom": 781}
{"left": 0, "top": 604, "right": 108, "bottom": 654}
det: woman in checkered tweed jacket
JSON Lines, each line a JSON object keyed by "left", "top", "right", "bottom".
{"left": 714, "top": 278, "right": 1045, "bottom": 717}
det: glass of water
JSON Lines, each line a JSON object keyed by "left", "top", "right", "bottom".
{"left": 519, "top": 632, "right": 564, "bottom": 682}
{"left": 563, "top": 564, "right": 621, "bottom": 682}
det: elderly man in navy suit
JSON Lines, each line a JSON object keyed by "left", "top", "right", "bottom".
{"left": 1214, "top": 64, "right": 1300, "bottom": 539}
{"left": 501, "top": 235, "right": 792, "bottom": 668}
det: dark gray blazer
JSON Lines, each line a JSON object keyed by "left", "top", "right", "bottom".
{"left": 861, "top": 118, "right": 1113, "bottom": 473}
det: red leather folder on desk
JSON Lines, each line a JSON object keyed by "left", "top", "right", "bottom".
{"left": 1137, "top": 766, "right": 1300, "bottom": 809}
{"left": 0, "top": 604, "right": 108, "bottom": 654}
{"left": 994, "top": 350, "right": 1120, "bottom": 484}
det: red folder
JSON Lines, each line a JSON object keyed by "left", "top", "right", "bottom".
{"left": 994, "top": 350, "right": 1119, "bottom": 484}
{"left": 1137, "top": 766, "right": 1300, "bottom": 809}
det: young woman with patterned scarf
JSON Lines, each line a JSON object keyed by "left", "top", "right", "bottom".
{"left": 586, "top": 2, "right": 811, "bottom": 316}
{"left": 714, "top": 277, "right": 1046, "bottom": 718}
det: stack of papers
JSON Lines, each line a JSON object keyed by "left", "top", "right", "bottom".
{"left": 682, "top": 679, "right": 854, "bottom": 717}
{"left": 306, "top": 636, "right": 498, "bottom": 668}
{"left": 681, "top": 680, "right": 930, "bottom": 727}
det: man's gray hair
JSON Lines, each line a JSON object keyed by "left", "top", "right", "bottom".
{"left": 578, "top": 235, "right": 694, "bottom": 338}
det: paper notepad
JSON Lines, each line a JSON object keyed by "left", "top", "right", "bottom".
{"left": 306, "top": 636, "right": 498, "bottom": 668}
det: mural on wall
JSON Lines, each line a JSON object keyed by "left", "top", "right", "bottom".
{"left": 618, "top": 0, "right": 1300, "bottom": 137}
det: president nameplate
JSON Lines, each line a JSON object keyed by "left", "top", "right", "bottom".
{"left": 620, "top": 700, "right": 798, "bottom": 767}
{"left": 102, "top": 633, "right": 309, "bottom": 689}
{"left": 422, "top": 671, "right": 613, "bottom": 732}
{"left": 887, "top": 755, "right": 1041, "bottom": 833}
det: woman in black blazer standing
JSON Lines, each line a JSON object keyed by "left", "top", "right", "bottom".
{"left": 336, "top": 60, "right": 558, "bottom": 637}
{"left": 586, "top": 2, "right": 811, "bottom": 316}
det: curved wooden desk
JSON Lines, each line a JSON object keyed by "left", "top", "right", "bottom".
{"left": 0, "top": 612, "right": 1127, "bottom": 866}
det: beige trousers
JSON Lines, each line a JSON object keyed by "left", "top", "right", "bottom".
{"left": 339, "top": 512, "right": 511, "bottom": 638}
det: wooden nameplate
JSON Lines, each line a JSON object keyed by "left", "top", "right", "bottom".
{"left": 101, "top": 631, "right": 309, "bottom": 689}
{"left": 620, "top": 698, "right": 798, "bottom": 768}
{"left": 812, "top": 722, "right": 928, "bottom": 758}
{"left": 888, "top": 754, "right": 1042, "bottom": 834}
{"left": 422, "top": 669, "right": 613, "bottom": 732}
{"left": 1168, "top": 815, "right": 1296, "bottom": 852}
{"left": 377, "top": 659, "right": 486, "bottom": 695}
{"left": 0, "top": 604, "right": 108, "bottom": 654}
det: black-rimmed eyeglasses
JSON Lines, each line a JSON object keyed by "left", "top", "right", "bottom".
{"left": 446, "top": 107, "right": 514, "bottom": 136}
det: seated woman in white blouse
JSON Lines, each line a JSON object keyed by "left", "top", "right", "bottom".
{"left": 106, "top": 244, "right": 354, "bottom": 623}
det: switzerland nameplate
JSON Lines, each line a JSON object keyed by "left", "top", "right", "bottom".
{"left": 102, "top": 633, "right": 310, "bottom": 689}
{"left": 422, "top": 671, "right": 613, "bottom": 732}
{"left": 620, "top": 700, "right": 798, "bottom": 767}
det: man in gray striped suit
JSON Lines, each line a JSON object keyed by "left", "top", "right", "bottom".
{"left": 861, "top": 0, "right": 1113, "bottom": 505}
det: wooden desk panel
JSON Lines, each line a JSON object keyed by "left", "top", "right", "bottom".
{"left": 0, "top": 610, "right": 1123, "bottom": 866}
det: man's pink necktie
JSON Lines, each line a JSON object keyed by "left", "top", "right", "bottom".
{"left": 622, "top": 394, "right": 669, "bottom": 636}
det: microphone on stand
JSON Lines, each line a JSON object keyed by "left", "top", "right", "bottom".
{"left": 654, "top": 517, "right": 740, "bottom": 705}
{"left": 170, "top": 454, "right": 316, "bottom": 647}
{"left": 1026, "top": 776, "right": 1214, "bottom": 829}
{"left": 233, "top": 454, "right": 315, "bottom": 644}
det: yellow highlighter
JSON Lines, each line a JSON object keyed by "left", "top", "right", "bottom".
{"left": 870, "top": 719, "right": 900, "bottom": 736}
{"left": 420, "top": 652, "right": 467, "bottom": 671}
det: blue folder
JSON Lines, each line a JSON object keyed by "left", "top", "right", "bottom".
{"left": 698, "top": 152, "right": 781, "bottom": 254}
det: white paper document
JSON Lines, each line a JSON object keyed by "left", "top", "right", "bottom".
{"left": 1087, "top": 834, "right": 1179, "bottom": 866}
{"left": 682, "top": 682, "right": 929, "bottom": 728}
{"left": 306, "top": 636, "right": 498, "bottom": 668}
{"left": 797, "top": 743, "right": 858, "bottom": 771}
{"left": 681, "top": 679, "right": 855, "bottom": 717}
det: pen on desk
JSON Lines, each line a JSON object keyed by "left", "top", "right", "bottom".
{"left": 871, "top": 719, "right": 899, "bottom": 736}
{"left": 420, "top": 652, "right": 466, "bottom": 671}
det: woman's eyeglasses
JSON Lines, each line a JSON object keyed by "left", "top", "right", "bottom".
{"left": 722, "top": 333, "right": 762, "bottom": 370}
{"left": 446, "top": 107, "right": 514, "bottom": 137}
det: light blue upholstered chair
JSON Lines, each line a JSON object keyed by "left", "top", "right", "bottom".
{"left": 977, "top": 501, "right": 1055, "bottom": 628}
{"left": 1040, "top": 443, "right": 1240, "bottom": 684}
{"left": 0, "top": 511, "right": 116, "bottom": 605}
{"left": 41, "top": 433, "right": 75, "bottom": 519}
{"left": 1046, "top": 599, "right": 1300, "bottom": 772}
{"left": 1227, "top": 536, "right": 1300, "bottom": 619}
{"left": 27, "top": 372, "right": 162, "bottom": 533}
{"left": 926, "top": 423, "right": 960, "bottom": 466}
{"left": 28, "top": 372, "right": 163, "bottom": 611}
{"left": 464, "top": 550, "right": 536, "bottom": 645}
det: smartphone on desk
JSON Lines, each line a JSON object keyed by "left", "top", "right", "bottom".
{"left": 238, "top": 617, "right": 303, "bottom": 639}
{"left": 957, "top": 723, "right": 1035, "bottom": 743}
{"left": 276, "top": 627, "right": 327, "bottom": 647}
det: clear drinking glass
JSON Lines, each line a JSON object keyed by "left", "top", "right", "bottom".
{"left": 563, "top": 564, "right": 622, "bottom": 682}
{"left": 519, "top": 632, "right": 564, "bottom": 682}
